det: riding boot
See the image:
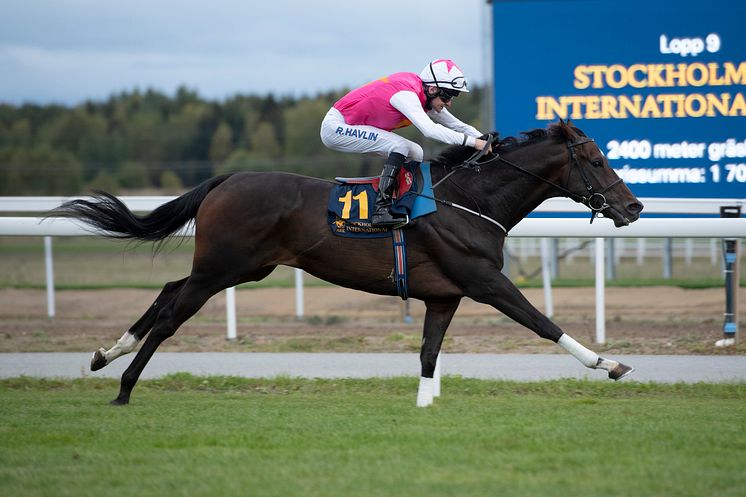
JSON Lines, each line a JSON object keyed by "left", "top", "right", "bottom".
{"left": 371, "top": 152, "right": 407, "bottom": 227}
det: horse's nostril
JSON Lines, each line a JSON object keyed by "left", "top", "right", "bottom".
{"left": 628, "top": 202, "right": 644, "bottom": 214}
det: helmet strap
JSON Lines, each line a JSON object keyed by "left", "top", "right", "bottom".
{"left": 424, "top": 62, "right": 441, "bottom": 111}
{"left": 429, "top": 62, "right": 442, "bottom": 91}
{"left": 423, "top": 84, "right": 438, "bottom": 110}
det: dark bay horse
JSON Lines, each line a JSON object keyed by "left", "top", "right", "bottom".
{"left": 52, "top": 120, "right": 643, "bottom": 406}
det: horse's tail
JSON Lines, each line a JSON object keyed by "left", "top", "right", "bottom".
{"left": 50, "top": 174, "right": 235, "bottom": 242}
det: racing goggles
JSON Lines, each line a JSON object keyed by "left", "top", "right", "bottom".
{"left": 437, "top": 87, "right": 461, "bottom": 101}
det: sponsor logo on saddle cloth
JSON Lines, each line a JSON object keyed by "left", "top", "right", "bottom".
{"left": 327, "top": 163, "right": 437, "bottom": 238}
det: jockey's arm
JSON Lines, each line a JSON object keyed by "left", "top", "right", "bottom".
{"left": 389, "top": 91, "right": 480, "bottom": 148}
{"left": 430, "top": 108, "right": 490, "bottom": 151}
{"left": 427, "top": 107, "right": 481, "bottom": 138}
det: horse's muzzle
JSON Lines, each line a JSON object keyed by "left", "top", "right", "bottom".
{"left": 604, "top": 200, "right": 643, "bottom": 227}
{"left": 626, "top": 200, "right": 644, "bottom": 221}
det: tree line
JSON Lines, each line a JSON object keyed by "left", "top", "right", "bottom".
{"left": 0, "top": 86, "right": 486, "bottom": 195}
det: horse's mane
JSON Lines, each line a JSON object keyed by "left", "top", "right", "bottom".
{"left": 434, "top": 122, "right": 572, "bottom": 168}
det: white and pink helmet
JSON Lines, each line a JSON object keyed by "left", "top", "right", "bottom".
{"left": 419, "top": 59, "right": 470, "bottom": 94}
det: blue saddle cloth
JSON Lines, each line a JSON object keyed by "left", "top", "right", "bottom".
{"left": 327, "top": 162, "right": 437, "bottom": 238}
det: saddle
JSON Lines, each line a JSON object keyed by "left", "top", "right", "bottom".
{"left": 327, "top": 162, "right": 436, "bottom": 238}
{"left": 335, "top": 164, "right": 416, "bottom": 199}
{"left": 327, "top": 163, "right": 437, "bottom": 300}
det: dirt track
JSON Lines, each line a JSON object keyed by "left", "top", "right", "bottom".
{"left": 0, "top": 286, "right": 743, "bottom": 355}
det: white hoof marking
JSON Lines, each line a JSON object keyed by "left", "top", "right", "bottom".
{"left": 416, "top": 377, "right": 434, "bottom": 407}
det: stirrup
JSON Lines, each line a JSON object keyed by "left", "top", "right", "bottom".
{"left": 371, "top": 212, "right": 409, "bottom": 228}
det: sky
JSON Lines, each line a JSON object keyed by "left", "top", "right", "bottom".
{"left": 0, "top": 0, "right": 491, "bottom": 106}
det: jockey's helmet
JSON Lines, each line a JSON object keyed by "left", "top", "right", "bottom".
{"left": 419, "top": 59, "right": 470, "bottom": 99}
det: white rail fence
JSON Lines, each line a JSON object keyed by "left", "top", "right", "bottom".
{"left": 1, "top": 196, "right": 744, "bottom": 344}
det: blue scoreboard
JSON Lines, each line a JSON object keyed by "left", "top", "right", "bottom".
{"left": 491, "top": 0, "right": 746, "bottom": 199}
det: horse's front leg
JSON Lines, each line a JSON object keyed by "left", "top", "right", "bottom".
{"left": 417, "top": 299, "right": 460, "bottom": 407}
{"left": 470, "top": 271, "right": 634, "bottom": 380}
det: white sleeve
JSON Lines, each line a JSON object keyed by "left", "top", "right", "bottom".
{"left": 428, "top": 108, "right": 482, "bottom": 138}
{"left": 389, "top": 91, "right": 478, "bottom": 147}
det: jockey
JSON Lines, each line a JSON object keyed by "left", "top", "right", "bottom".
{"left": 320, "top": 59, "right": 489, "bottom": 227}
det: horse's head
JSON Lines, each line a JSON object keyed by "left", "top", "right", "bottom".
{"left": 555, "top": 120, "right": 643, "bottom": 226}
{"left": 433, "top": 122, "right": 643, "bottom": 228}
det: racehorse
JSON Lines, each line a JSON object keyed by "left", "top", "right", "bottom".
{"left": 52, "top": 120, "right": 643, "bottom": 407}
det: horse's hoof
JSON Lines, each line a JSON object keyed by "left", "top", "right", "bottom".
{"left": 91, "top": 349, "right": 107, "bottom": 371}
{"left": 110, "top": 397, "right": 129, "bottom": 406}
{"left": 609, "top": 362, "right": 634, "bottom": 381}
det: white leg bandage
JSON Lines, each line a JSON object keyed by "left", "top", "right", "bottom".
{"left": 432, "top": 355, "right": 441, "bottom": 398}
{"left": 103, "top": 332, "right": 139, "bottom": 363}
{"left": 558, "top": 334, "right": 599, "bottom": 368}
{"left": 416, "top": 377, "right": 434, "bottom": 407}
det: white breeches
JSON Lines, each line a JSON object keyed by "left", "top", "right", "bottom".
{"left": 320, "top": 108, "right": 424, "bottom": 162}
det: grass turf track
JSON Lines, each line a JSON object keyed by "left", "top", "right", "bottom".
{"left": 1, "top": 376, "right": 744, "bottom": 497}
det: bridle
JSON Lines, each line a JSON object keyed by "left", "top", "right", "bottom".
{"left": 436, "top": 133, "right": 624, "bottom": 224}
{"left": 565, "top": 138, "right": 623, "bottom": 222}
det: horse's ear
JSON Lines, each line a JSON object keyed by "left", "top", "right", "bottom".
{"left": 558, "top": 118, "right": 578, "bottom": 140}
{"left": 557, "top": 118, "right": 569, "bottom": 138}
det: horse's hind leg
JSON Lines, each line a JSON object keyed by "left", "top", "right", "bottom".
{"left": 110, "top": 271, "right": 231, "bottom": 405}
{"left": 417, "top": 299, "right": 460, "bottom": 407}
{"left": 91, "top": 277, "right": 188, "bottom": 371}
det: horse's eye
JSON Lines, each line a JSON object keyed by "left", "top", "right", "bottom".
{"left": 591, "top": 160, "right": 603, "bottom": 168}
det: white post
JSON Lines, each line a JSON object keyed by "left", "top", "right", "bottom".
{"left": 44, "top": 236, "right": 55, "bottom": 318}
{"left": 225, "top": 286, "right": 237, "bottom": 340}
{"left": 540, "top": 238, "right": 554, "bottom": 318}
{"left": 527, "top": 238, "right": 535, "bottom": 262}
{"left": 711, "top": 238, "right": 718, "bottom": 266}
{"left": 636, "top": 238, "right": 646, "bottom": 266}
{"left": 433, "top": 353, "right": 441, "bottom": 397}
{"left": 685, "top": 238, "right": 694, "bottom": 265}
{"left": 547, "top": 238, "right": 558, "bottom": 279}
{"left": 595, "top": 237, "right": 606, "bottom": 344}
{"left": 519, "top": 238, "right": 529, "bottom": 263}
{"left": 567, "top": 238, "right": 577, "bottom": 263}
{"left": 294, "top": 268, "right": 304, "bottom": 320}
{"left": 615, "top": 238, "right": 624, "bottom": 264}
{"left": 606, "top": 238, "right": 616, "bottom": 280}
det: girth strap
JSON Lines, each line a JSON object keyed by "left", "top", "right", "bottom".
{"left": 392, "top": 228, "right": 408, "bottom": 300}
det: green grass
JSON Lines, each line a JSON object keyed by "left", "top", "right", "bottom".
{"left": 1, "top": 376, "right": 745, "bottom": 497}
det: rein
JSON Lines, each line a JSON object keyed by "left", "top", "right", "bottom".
{"left": 426, "top": 134, "right": 508, "bottom": 233}
{"left": 432, "top": 134, "right": 624, "bottom": 227}
{"left": 431, "top": 135, "right": 495, "bottom": 190}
